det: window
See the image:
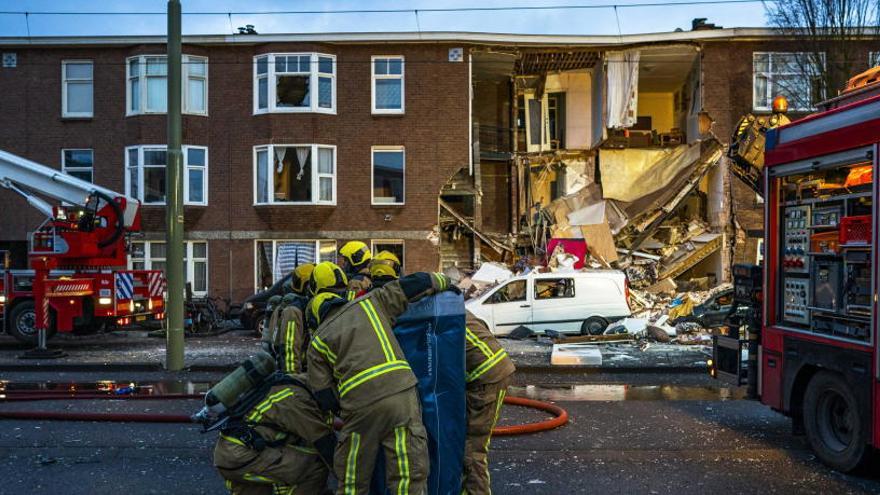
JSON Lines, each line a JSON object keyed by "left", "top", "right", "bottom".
{"left": 535, "top": 278, "right": 575, "bottom": 300}
{"left": 371, "top": 240, "right": 405, "bottom": 273}
{"left": 125, "top": 145, "right": 208, "bottom": 205}
{"left": 254, "top": 144, "right": 336, "bottom": 205}
{"left": 61, "top": 149, "right": 94, "bottom": 183}
{"left": 253, "top": 53, "right": 335, "bottom": 114}
{"left": 372, "top": 147, "right": 405, "bottom": 205}
{"left": 753, "top": 52, "right": 824, "bottom": 112}
{"left": 371, "top": 56, "right": 404, "bottom": 113}
{"left": 127, "top": 55, "right": 208, "bottom": 115}
{"left": 487, "top": 280, "right": 527, "bottom": 304}
{"left": 870, "top": 52, "right": 880, "bottom": 68}
{"left": 62, "top": 60, "right": 93, "bottom": 118}
{"left": 255, "top": 240, "right": 337, "bottom": 290}
{"left": 130, "top": 241, "right": 208, "bottom": 296}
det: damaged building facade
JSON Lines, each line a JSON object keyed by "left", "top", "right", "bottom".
{"left": 0, "top": 27, "right": 878, "bottom": 301}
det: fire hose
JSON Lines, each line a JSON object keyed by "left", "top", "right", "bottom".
{"left": 0, "top": 391, "right": 568, "bottom": 436}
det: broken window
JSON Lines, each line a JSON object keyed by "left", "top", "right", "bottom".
{"left": 254, "top": 53, "right": 335, "bottom": 113}
{"left": 254, "top": 144, "right": 336, "bottom": 205}
{"left": 372, "top": 147, "right": 405, "bottom": 205}
{"left": 547, "top": 92, "right": 565, "bottom": 149}
{"left": 535, "top": 278, "right": 575, "bottom": 299}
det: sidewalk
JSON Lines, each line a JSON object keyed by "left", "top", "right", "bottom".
{"left": 0, "top": 330, "right": 709, "bottom": 371}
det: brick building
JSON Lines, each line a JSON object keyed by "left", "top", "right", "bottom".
{"left": 0, "top": 29, "right": 877, "bottom": 302}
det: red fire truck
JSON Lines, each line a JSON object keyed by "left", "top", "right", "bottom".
{"left": 0, "top": 150, "right": 165, "bottom": 346}
{"left": 715, "top": 69, "right": 880, "bottom": 472}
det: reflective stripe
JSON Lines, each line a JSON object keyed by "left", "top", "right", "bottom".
{"left": 347, "top": 290, "right": 356, "bottom": 301}
{"left": 465, "top": 327, "right": 494, "bottom": 359}
{"left": 224, "top": 480, "right": 233, "bottom": 493}
{"left": 344, "top": 432, "right": 361, "bottom": 495}
{"left": 311, "top": 335, "right": 337, "bottom": 364}
{"left": 284, "top": 320, "right": 296, "bottom": 372}
{"left": 484, "top": 388, "right": 507, "bottom": 480}
{"left": 289, "top": 444, "right": 318, "bottom": 455}
{"left": 359, "top": 299, "right": 395, "bottom": 362}
{"left": 272, "top": 485, "right": 294, "bottom": 495}
{"left": 220, "top": 434, "right": 247, "bottom": 447}
{"left": 243, "top": 473, "right": 276, "bottom": 484}
{"left": 246, "top": 388, "right": 294, "bottom": 422}
{"left": 339, "top": 360, "right": 411, "bottom": 398}
{"left": 395, "top": 426, "right": 410, "bottom": 495}
{"left": 466, "top": 349, "right": 509, "bottom": 383}
{"left": 432, "top": 272, "right": 446, "bottom": 290}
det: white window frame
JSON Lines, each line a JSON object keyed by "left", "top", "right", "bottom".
{"left": 61, "top": 60, "right": 93, "bottom": 118}
{"left": 61, "top": 148, "right": 94, "bottom": 183}
{"left": 125, "top": 145, "right": 208, "bottom": 206}
{"left": 129, "top": 240, "right": 209, "bottom": 297}
{"left": 752, "top": 52, "right": 824, "bottom": 112}
{"left": 253, "top": 144, "right": 337, "bottom": 205}
{"left": 126, "top": 54, "right": 208, "bottom": 116}
{"left": 253, "top": 239, "right": 337, "bottom": 291}
{"left": 870, "top": 52, "right": 880, "bottom": 67}
{"left": 252, "top": 53, "right": 336, "bottom": 115}
{"left": 370, "top": 239, "right": 405, "bottom": 272}
{"left": 371, "top": 146, "right": 405, "bottom": 206}
{"left": 371, "top": 55, "right": 405, "bottom": 114}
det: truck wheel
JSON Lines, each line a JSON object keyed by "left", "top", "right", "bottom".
{"left": 803, "top": 371, "right": 870, "bottom": 472}
{"left": 581, "top": 316, "right": 609, "bottom": 335}
{"left": 8, "top": 301, "right": 57, "bottom": 345}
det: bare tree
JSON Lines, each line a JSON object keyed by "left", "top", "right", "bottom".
{"left": 765, "top": 0, "right": 880, "bottom": 106}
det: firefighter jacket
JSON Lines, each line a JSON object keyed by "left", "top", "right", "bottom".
{"left": 307, "top": 272, "right": 454, "bottom": 413}
{"left": 346, "top": 268, "right": 373, "bottom": 300}
{"left": 465, "top": 313, "right": 516, "bottom": 385}
{"left": 275, "top": 299, "right": 309, "bottom": 374}
{"left": 214, "top": 378, "right": 334, "bottom": 468}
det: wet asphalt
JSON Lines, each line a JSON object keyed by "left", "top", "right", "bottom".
{"left": 2, "top": 368, "right": 880, "bottom": 494}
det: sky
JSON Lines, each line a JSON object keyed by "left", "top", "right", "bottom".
{"left": 0, "top": 0, "right": 769, "bottom": 37}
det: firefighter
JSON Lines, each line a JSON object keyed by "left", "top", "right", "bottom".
{"left": 204, "top": 354, "right": 336, "bottom": 495}
{"left": 261, "top": 292, "right": 309, "bottom": 373}
{"left": 306, "top": 267, "right": 459, "bottom": 495}
{"left": 368, "top": 250, "right": 401, "bottom": 290}
{"left": 263, "top": 295, "right": 283, "bottom": 338}
{"left": 338, "top": 241, "right": 372, "bottom": 300}
{"left": 461, "top": 312, "right": 516, "bottom": 495}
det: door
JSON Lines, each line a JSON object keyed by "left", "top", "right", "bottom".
{"left": 482, "top": 278, "right": 531, "bottom": 334}
{"left": 531, "top": 277, "right": 579, "bottom": 333}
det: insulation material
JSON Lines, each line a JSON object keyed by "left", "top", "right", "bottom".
{"left": 581, "top": 222, "right": 618, "bottom": 263}
{"left": 605, "top": 50, "right": 640, "bottom": 129}
{"left": 599, "top": 144, "right": 701, "bottom": 203}
{"left": 562, "top": 159, "right": 592, "bottom": 195}
{"left": 471, "top": 262, "right": 513, "bottom": 284}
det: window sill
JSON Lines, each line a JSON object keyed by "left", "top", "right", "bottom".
{"left": 125, "top": 112, "right": 209, "bottom": 117}
{"left": 253, "top": 109, "right": 337, "bottom": 116}
{"left": 371, "top": 203, "right": 406, "bottom": 208}
{"left": 61, "top": 116, "right": 94, "bottom": 121}
{"left": 253, "top": 202, "right": 338, "bottom": 207}
{"left": 371, "top": 111, "right": 405, "bottom": 117}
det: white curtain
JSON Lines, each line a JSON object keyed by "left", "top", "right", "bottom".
{"left": 605, "top": 50, "right": 640, "bottom": 129}
{"left": 295, "top": 147, "right": 310, "bottom": 181}
{"left": 274, "top": 146, "right": 287, "bottom": 173}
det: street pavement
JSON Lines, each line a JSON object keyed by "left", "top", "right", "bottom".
{"left": 1, "top": 369, "right": 879, "bottom": 494}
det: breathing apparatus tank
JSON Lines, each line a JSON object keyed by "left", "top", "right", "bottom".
{"left": 191, "top": 351, "right": 276, "bottom": 427}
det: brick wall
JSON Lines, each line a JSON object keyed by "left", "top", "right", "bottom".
{"left": 0, "top": 41, "right": 469, "bottom": 301}
{"left": 700, "top": 39, "right": 877, "bottom": 265}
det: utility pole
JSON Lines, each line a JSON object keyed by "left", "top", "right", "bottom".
{"left": 165, "top": 0, "right": 185, "bottom": 370}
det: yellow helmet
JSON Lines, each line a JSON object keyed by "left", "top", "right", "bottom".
{"left": 309, "top": 261, "right": 348, "bottom": 296}
{"left": 308, "top": 292, "right": 345, "bottom": 328}
{"left": 339, "top": 241, "right": 372, "bottom": 271}
{"left": 291, "top": 263, "right": 315, "bottom": 295}
{"left": 370, "top": 251, "right": 401, "bottom": 279}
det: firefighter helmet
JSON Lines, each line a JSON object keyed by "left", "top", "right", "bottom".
{"left": 339, "top": 241, "right": 372, "bottom": 272}
{"left": 370, "top": 250, "right": 401, "bottom": 279}
{"left": 308, "top": 292, "right": 346, "bottom": 329}
{"left": 291, "top": 263, "right": 315, "bottom": 295}
{"left": 309, "top": 261, "right": 349, "bottom": 296}
{"left": 771, "top": 95, "right": 789, "bottom": 114}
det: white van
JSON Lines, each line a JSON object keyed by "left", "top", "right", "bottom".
{"left": 465, "top": 270, "right": 632, "bottom": 336}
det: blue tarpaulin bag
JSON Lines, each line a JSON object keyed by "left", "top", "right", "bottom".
{"left": 371, "top": 291, "right": 467, "bottom": 495}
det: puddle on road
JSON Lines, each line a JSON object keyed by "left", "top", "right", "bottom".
{"left": 510, "top": 384, "right": 745, "bottom": 401}
{"left": 0, "top": 380, "right": 213, "bottom": 396}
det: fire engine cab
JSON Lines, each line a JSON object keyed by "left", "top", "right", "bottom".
{"left": 0, "top": 149, "right": 165, "bottom": 346}
{"left": 715, "top": 72, "right": 880, "bottom": 472}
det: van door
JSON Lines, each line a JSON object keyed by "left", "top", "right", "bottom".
{"left": 481, "top": 279, "right": 531, "bottom": 334}
{"left": 531, "top": 277, "right": 579, "bottom": 333}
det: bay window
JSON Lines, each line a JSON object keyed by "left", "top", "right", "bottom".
{"left": 255, "top": 239, "right": 337, "bottom": 290}
{"left": 254, "top": 144, "right": 336, "bottom": 205}
{"left": 125, "top": 145, "right": 208, "bottom": 205}
{"left": 130, "top": 241, "right": 208, "bottom": 296}
{"left": 253, "top": 53, "right": 335, "bottom": 114}
{"left": 127, "top": 54, "right": 208, "bottom": 115}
